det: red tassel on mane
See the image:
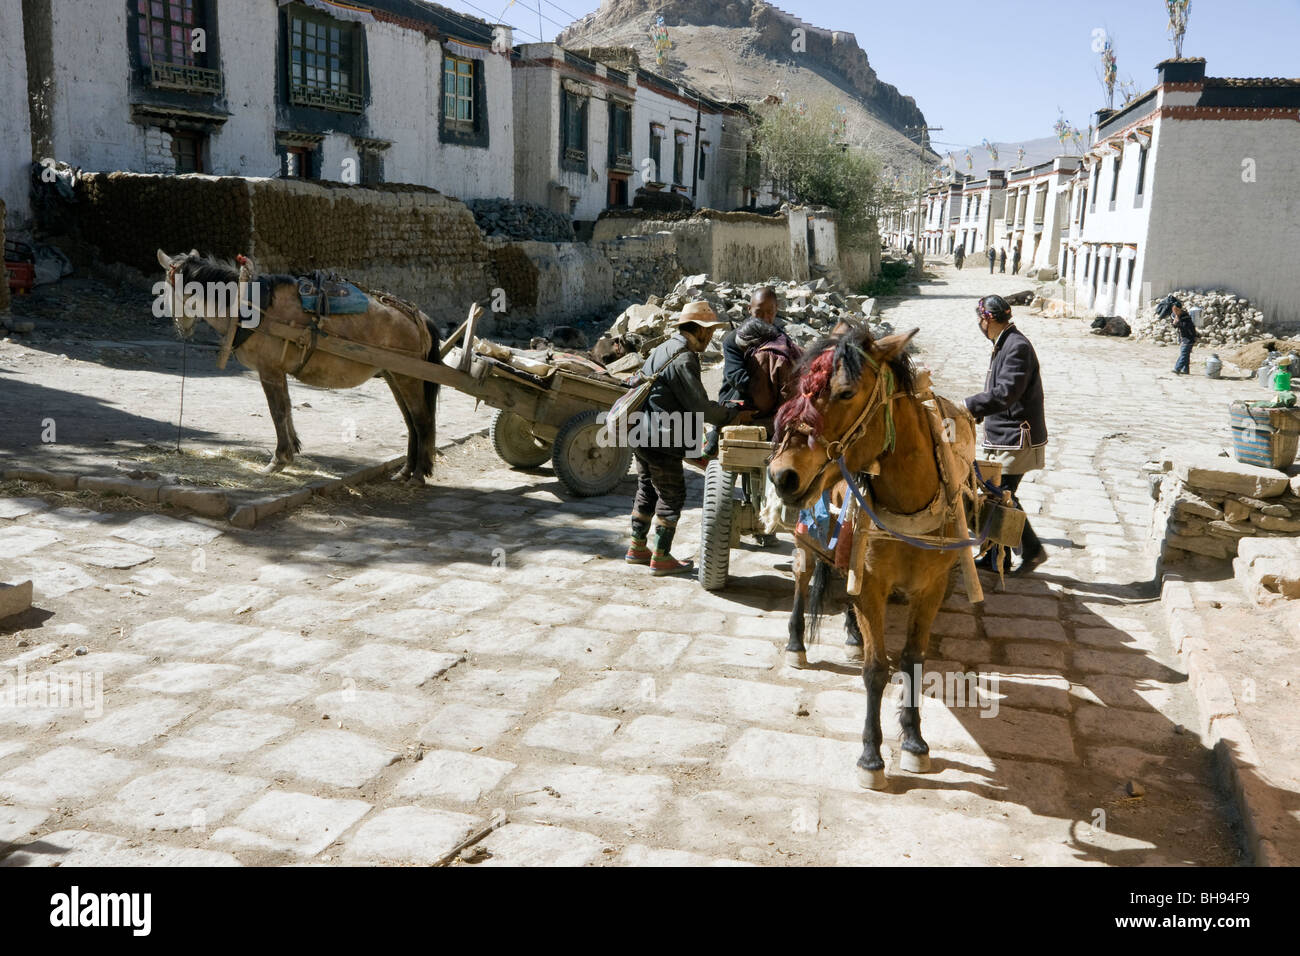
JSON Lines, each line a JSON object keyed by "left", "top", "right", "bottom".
{"left": 776, "top": 349, "right": 835, "bottom": 441}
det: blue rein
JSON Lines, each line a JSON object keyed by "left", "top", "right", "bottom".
{"left": 836, "top": 456, "right": 1000, "bottom": 553}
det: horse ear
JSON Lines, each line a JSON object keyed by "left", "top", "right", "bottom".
{"left": 157, "top": 249, "right": 174, "bottom": 269}
{"left": 872, "top": 328, "right": 919, "bottom": 363}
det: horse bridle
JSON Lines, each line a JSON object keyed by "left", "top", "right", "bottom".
{"left": 779, "top": 351, "right": 903, "bottom": 490}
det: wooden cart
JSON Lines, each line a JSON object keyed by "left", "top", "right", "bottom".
{"left": 698, "top": 425, "right": 798, "bottom": 590}
{"left": 252, "top": 303, "right": 633, "bottom": 497}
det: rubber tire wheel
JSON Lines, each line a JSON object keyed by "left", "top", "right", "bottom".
{"left": 491, "top": 409, "right": 552, "bottom": 469}
{"left": 699, "top": 459, "right": 738, "bottom": 591}
{"left": 551, "top": 409, "right": 632, "bottom": 497}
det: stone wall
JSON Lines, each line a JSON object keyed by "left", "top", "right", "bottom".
{"left": 594, "top": 233, "right": 681, "bottom": 301}
{"left": 1148, "top": 448, "right": 1300, "bottom": 563}
{"left": 69, "top": 173, "right": 494, "bottom": 330}
{"left": 592, "top": 208, "right": 806, "bottom": 284}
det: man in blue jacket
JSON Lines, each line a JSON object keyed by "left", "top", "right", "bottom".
{"left": 964, "top": 294, "right": 1048, "bottom": 575}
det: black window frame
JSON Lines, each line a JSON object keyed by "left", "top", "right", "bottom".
{"left": 1109, "top": 152, "right": 1121, "bottom": 210}
{"left": 560, "top": 88, "right": 589, "bottom": 173}
{"left": 672, "top": 133, "right": 686, "bottom": 186}
{"left": 438, "top": 49, "right": 489, "bottom": 149}
{"left": 287, "top": 4, "right": 363, "bottom": 114}
{"left": 170, "top": 129, "right": 205, "bottom": 173}
{"left": 279, "top": 143, "right": 320, "bottom": 180}
{"left": 697, "top": 141, "right": 708, "bottom": 180}
{"left": 649, "top": 127, "right": 664, "bottom": 182}
{"left": 1135, "top": 143, "right": 1149, "bottom": 201}
{"left": 130, "top": 0, "right": 223, "bottom": 95}
{"left": 607, "top": 100, "right": 632, "bottom": 172}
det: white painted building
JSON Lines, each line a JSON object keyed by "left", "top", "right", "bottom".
{"left": 5, "top": 0, "right": 515, "bottom": 213}
{"left": 511, "top": 43, "right": 750, "bottom": 224}
{"left": 997, "top": 156, "right": 1080, "bottom": 276}
{"left": 951, "top": 170, "right": 1006, "bottom": 256}
{"left": 1063, "top": 57, "right": 1300, "bottom": 326}
{"left": 0, "top": 1, "right": 31, "bottom": 227}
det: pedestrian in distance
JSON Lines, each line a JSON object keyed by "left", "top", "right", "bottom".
{"left": 625, "top": 301, "right": 738, "bottom": 576}
{"left": 1158, "top": 295, "right": 1197, "bottom": 374}
{"left": 997, "top": 248, "right": 1006, "bottom": 273}
{"left": 987, "top": 247, "right": 996, "bottom": 273}
{"left": 953, "top": 243, "right": 965, "bottom": 270}
{"left": 964, "top": 294, "right": 1048, "bottom": 576}
{"left": 1011, "top": 244, "right": 1022, "bottom": 275}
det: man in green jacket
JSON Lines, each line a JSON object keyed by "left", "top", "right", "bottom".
{"left": 626, "top": 301, "right": 736, "bottom": 576}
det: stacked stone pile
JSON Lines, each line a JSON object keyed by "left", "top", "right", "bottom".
{"left": 465, "top": 198, "right": 574, "bottom": 242}
{"left": 1134, "top": 290, "right": 1271, "bottom": 347}
{"left": 1147, "top": 448, "right": 1300, "bottom": 562}
{"left": 604, "top": 273, "right": 886, "bottom": 353}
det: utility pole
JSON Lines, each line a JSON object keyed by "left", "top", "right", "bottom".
{"left": 905, "top": 125, "right": 941, "bottom": 276}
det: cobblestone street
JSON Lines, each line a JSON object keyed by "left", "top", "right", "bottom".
{"left": 0, "top": 262, "right": 1250, "bottom": 866}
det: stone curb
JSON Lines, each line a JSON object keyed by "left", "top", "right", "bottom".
{"left": 3, "top": 427, "right": 490, "bottom": 530}
{"left": 0, "top": 580, "right": 34, "bottom": 622}
{"left": 1161, "top": 575, "right": 1286, "bottom": 866}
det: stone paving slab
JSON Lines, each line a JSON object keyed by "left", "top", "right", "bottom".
{"left": 0, "top": 261, "right": 1249, "bottom": 867}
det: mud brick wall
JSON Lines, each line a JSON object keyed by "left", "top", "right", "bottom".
{"left": 594, "top": 233, "right": 681, "bottom": 300}
{"left": 487, "top": 241, "right": 539, "bottom": 312}
{"left": 74, "top": 172, "right": 252, "bottom": 271}
{"left": 70, "top": 173, "right": 494, "bottom": 330}
{"left": 245, "top": 179, "right": 493, "bottom": 329}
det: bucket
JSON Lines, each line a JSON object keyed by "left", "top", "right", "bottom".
{"left": 1229, "top": 401, "right": 1300, "bottom": 469}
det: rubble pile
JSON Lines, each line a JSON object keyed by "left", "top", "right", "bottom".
{"left": 1147, "top": 449, "right": 1300, "bottom": 562}
{"left": 605, "top": 273, "right": 888, "bottom": 353}
{"left": 465, "top": 198, "right": 574, "bottom": 243}
{"left": 1134, "top": 290, "right": 1271, "bottom": 347}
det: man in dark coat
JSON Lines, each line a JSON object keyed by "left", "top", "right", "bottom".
{"left": 626, "top": 301, "right": 736, "bottom": 576}
{"left": 1011, "top": 244, "right": 1022, "bottom": 275}
{"left": 715, "top": 286, "right": 800, "bottom": 545}
{"left": 964, "top": 294, "right": 1048, "bottom": 575}
{"left": 953, "top": 243, "right": 965, "bottom": 270}
{"left": 987, "top": 247, "right": 996, "bottom": 273}
{"left": 997, "top": 248, "right": 1006, "bottom": 273}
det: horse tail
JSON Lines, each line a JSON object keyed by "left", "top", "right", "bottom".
{"left": 422, "top": 314, "right": 442, "bottom": 447}
{"left": 806, "top": 557, "right": 830, "bottom": 645}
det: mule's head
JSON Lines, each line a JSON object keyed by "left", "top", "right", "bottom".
{"left": 768, "top": 325, "right": 918, "bottom": 507}
{"left": 157, "top": 248, "right": 201, "bottom": 338}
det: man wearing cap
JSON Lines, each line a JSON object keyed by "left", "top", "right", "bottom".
{"left": 964, "top": 294, "right": 1048, "bottom": 575}
{"left": 626, "top": 301, "right": 737, "bottom": 576}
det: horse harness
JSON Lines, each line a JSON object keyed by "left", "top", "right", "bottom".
{"left": 783, "top": 350, "right": 996, "bottom": 551}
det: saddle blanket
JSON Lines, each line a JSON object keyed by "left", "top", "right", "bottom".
{"left": 297, "top": 278, "right": 369, "bottom": 315}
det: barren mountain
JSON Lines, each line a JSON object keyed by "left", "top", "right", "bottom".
{"left": 557, "top": 0, "right": 938, "bottom": 173}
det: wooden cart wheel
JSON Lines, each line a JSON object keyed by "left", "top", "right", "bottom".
{"left": 490, "top": 409, "right": 552, "bottom": 469}
{"left": 551, "top": 409, "right": 632, "bottom": 497}
{"left": 699, "top": 459, "right": 738, "bottom": 591}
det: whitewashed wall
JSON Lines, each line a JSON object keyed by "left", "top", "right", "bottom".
{"left": 1143, "top": 115, "right": 1300, "bottom": 329}
{"left": 0, "top": 1, "right": 31, "bottom": 226}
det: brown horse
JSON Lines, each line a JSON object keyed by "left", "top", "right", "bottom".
{"left": 768, "top": 324, "right": 975, "bottom": 791}
{"left": 157, "top": 249, "right": 442, "bottom": 483}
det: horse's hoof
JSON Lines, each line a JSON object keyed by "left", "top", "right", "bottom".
{"left": 391, "top": 469, "right": 410, "bottom": 482}
{"left": 857, "top": 766, "right": 888, "bottom": 791}
{"left": 262, "top": 461, "right": 287, "bottom": 475}
{"left": 844, "top": 643, "right": 865, "bottom": 663}
{"left": 900, "top": 751, "right": 932, "bottom": 774}
{"left": 784, "top": 650, "right": 808, "bottom": 669}
{"left": 405, "top": 475, "right": 426, "bottom": 487}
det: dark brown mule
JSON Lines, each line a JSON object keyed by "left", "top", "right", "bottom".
{"left": 768, "top": 324, "right": 974, "bottom": 790}
{"left": 157, "top": 250, "right": 442, "bottom": 483}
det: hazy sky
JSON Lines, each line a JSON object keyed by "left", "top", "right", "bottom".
{"left": 441, "top": 0, "right": 1300, "bottom": 149}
